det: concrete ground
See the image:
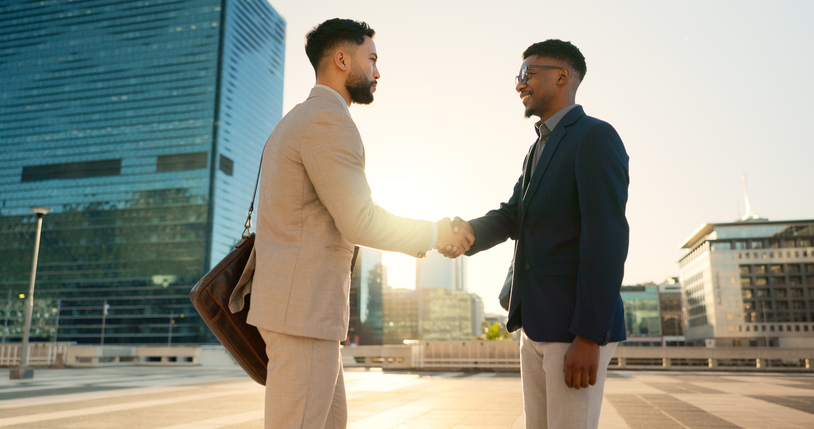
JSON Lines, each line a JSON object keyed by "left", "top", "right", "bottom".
{"left": 1, "top": 366, "right": 814, "bottom": 428}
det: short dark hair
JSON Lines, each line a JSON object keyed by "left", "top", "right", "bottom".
{"left": 522, "top": 40, "right": 586, "bottom": 80}
{"left": 305, "top": 19, "right": 375, "bottom": 73}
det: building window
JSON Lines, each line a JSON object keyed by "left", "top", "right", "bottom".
{"left": 793, "top": 301, "right": 805, "bottom": 310}
{"left": 218, "top": 154, "right": 234, "bottom": 176}
{"left": 740, "top": 265, "right": 751, "bottom": 275}
{"left": 743, "top": 301, "right": 754, "bottom": 310}
{"left": 790, "top": 277, "right": 803, "bottom": 286}
{"left": 756, "top": 277, "right": 768, "bottom": 286}
{"left": 777, "top": 301, "right": 789, "bottom": 310}
{"left": 788, "top": 264, "right": 801, "bottom": 274}
{"left": 735, "top": 241, "right": 747, "bottom": 250}
{"left": 791, "top": 288, "right": 804, "bottom": 298}
{"left": 712, "top": 242, "right": 731, "bottom": 251}
{"left": 757, "top": 289, "right": 770, "bottom": 298}
{"left": 21, "top": 159, "right": 122, "bottom": 182}
{"left": 802, "top": 239, "right": 812, "bottom": 247}
{"left": 771, "top": 277, "right": 786, "bottom": 286}
{"left": 784, "top": 239, "right": 796, "bottom": 248}
{"left": 156, "top": 152, "right": 208, "bottom": 173}
{"left": 769, "top": 241, "right": 780, "bottom": 249}
{"left": 741, "top": 277, "right": 752, "bottom": 286}
{"left": 770, "top": 265, "right": 784, "bottom": 275}
{"left": 754, "top": 265, "right": 767, "bottom": 274}
{"left": 742, "top": 289, "right": 754, "bottom": 299}
{"left": 775, "top": 289, "right": 787, "bottom": 298}
{"left": 751, "top": 241, "right": 764, "bottom": 249}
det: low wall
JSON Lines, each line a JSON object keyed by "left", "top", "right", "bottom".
{"left": 1, "top": 343, "right": 198, "bottom": 368}
{"left": 4, "top": 342, "right": 813, "bottom": 372}
{"left": 341, "top": 342, "right": 814, "bottom": 372}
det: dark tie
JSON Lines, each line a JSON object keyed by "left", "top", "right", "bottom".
{"left": 530, "top": 123, "right": 551, "bottom": 175}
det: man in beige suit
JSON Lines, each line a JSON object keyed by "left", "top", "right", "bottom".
{"left": 246, "top": 19, "right": 473, "bottom": 428}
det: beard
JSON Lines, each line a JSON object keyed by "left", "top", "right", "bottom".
{"left": 345, "top": 64, "right": 375, "bottom": 105}
{"left": 524, "top": 107, "right": 535, "bottom": 118}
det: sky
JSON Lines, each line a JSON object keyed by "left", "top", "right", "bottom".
{"left": 265, "top": 0, "right": 814, "bottom": 314}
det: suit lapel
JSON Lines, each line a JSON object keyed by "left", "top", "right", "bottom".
{"left": 521, "top": 107, "right": 584, "bottom": 215}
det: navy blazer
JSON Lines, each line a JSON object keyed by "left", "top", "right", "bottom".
{"left": 466, "top": 106, "right": 629, "bottom": 345}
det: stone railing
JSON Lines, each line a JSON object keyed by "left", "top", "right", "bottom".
{"left": 0, "top": 343, "right": 69, "bottom": 367}
{"left": 4, "top": 341, "right": 813, "bottom": 371}
{"left": 340, "top": 341, "right": 814, "bottom": 372}
{"left": 0, "top": 343, "right": 198, "bottom": 368}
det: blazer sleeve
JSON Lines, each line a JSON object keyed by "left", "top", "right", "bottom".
{"left": 300, "top": 108, "right": 434, "bottom": 257}
{"left": 570, "top": 122, "right": 630, "bottom": 344}
{"left": 465, "top": 165, "right": 526, "bottom": 256}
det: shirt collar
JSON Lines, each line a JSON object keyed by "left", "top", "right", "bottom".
{"left": 535, "top": 104, "right": 579, "bottom": 137}
{"left": 315, "top": 84, "right": 350, "bottom": 116}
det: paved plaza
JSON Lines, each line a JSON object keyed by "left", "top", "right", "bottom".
{"left": 1, "top": 366, "right": 814, "bottom": 428}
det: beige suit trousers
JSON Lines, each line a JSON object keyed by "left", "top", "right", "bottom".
{"left": 259, "top": 328, "right": 346, "bottom": 429}
{"left": 520, "top": 330, "right": 617, "bottom": 429}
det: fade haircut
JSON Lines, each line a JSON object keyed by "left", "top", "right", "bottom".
{"left": 305, "top": 18, "right": 375, "bottom": 74}
{"left": 522, "top": 39, "right": 587, "bottom": 80}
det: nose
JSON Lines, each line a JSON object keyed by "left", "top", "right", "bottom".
{"left": 373, "top": 65, "right": 380, "bottom": 80}
{"left": 515, "top": 80, "right": 525, "bottom": 92}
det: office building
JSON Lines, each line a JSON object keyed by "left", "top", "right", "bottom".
{"left": 416, "top": 251, "right": 468, "bottom": 292}
{"left": 348, "top": 247, "right": 384, "bottom": 345}
{"left": 418, "top": 287, "right": 483, "bottom": 340}
{"left": 658, "top": 277, "right": 685, "bottom": 345}
{"left": 620, "top": 278, "right": 685, "bottom": 347}
{"left": 0, "top": 0, "right": 285, "bottom": 344}
{"left": 382, "top": 286, "right": 419, "bottom": 344}
{"left": 678, "top": 218, "right": 814, "bottom": 347}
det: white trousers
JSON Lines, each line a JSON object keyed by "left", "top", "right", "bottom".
{"left": 520, "top": 330, "right": 617, "bottom": 429}
{"left": 259, "top": 328, "right": 347, "bottom": 429}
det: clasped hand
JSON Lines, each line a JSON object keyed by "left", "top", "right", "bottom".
{"left": 434, "top": 216, "right": 475, "bottom": 258}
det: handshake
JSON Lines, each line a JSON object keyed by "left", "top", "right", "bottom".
{"left": 434, "top": 216, "right": 474, "bottom": 258}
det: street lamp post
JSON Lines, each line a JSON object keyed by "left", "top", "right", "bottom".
{"left": 11, "top": 206, "right": 51, "bottom": 380}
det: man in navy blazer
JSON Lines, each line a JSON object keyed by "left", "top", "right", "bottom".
{"left": 451, "top": 40, "right": 628, "bottom": 428}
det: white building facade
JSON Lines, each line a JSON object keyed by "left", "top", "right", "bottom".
{"left": 678, "top": 219, "right": 814, "bottom": 347}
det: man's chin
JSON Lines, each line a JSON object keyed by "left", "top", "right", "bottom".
{"left": 350, "top": 91, "right": 375, "bottom": 105}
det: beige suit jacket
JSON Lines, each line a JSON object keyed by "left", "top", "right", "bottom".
{"left": 245, "top": 87, "right": 433, "bottom": 341}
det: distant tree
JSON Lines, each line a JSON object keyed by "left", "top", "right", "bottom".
{"left": 479, "top": 322, "right": 512, "bottom": 341}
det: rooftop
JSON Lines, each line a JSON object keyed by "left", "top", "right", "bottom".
{"left": 2, "top": 366, "right": 814, "bottom": 428}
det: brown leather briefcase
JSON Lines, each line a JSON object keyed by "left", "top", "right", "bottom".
{"left": 190, "top": 232, "right": 267, "bottom": 385}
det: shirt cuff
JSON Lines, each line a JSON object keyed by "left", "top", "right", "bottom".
{"left": 428, "top": 222, "right": 438, "bottom": 252}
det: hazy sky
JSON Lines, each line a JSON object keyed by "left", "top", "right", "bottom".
{"left": 266, "top": 0, "right": 814, "bottom": 314}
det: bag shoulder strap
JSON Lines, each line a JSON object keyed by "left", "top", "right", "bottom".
{"left": 241, "top": 147, "right": 360, "bottom": 274}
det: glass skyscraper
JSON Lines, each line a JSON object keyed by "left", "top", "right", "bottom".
{"left": 0, "top": 0, "right": 285, "bottom": 344}
{"left": 348, "top": 247, "right": 384, "bottom": 345}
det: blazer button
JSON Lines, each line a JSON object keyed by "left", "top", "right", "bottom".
{"left": 524, "top": 229, "right": 531, "bottom": 236}
{"left": 525, "top": 263, "right": 531, "bottom": 270}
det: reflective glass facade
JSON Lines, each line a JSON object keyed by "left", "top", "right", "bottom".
{"left": 621, "top": 285, "right": 661, "bottom": 337}
{"left": 348, "top": 248, "right": 384, "bottom": 345}
{"left": 0, "top": 0, "right": 285, "bottom": 344}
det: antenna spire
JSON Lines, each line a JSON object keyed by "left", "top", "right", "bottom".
{"left": 741, "top": 175, "right": 762, "bottom": 221}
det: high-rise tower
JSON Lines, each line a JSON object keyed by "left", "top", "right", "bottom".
{"left": 0, "top": 0, "right": 285, "bottom": 344}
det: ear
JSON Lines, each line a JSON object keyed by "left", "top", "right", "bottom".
{"left": 332, "top": 49, "right": 349, "bottom": 72}
{"left": 557, "top": 68, "right": 570, "bottom": 85}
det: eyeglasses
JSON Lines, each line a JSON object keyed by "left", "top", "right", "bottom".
{"left": 515, "top": 65, "right": 566, "bottom": 85}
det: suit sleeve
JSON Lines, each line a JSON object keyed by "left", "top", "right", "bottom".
{"left": 570, "top": 122, "right": 629, "bottom": 344}
{"left": 465, "top": 156, "right": 527, "bottom": 256}
{"left": 301, "top": 109, "right": 434, "bottom": 257}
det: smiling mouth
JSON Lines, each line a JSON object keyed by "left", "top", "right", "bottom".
{"left": 520, "top": 94, "right": 531, "bottom": 104}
